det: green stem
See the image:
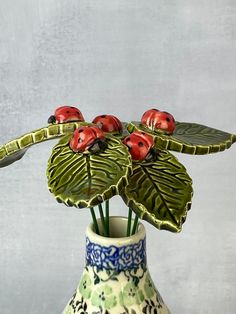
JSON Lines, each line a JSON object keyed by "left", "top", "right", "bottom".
{"left": 131, "top": 214, "right": 139, "bottom": 235}
{"left": 105, "top": 200, "right": 110, "bottom": 237}
{"left": 127, "top": 207, "right": 132, "bottom": 236}
{"left": 98, "top": 203, "right": 107, "bottom": 236}
{"left": 90, "top": 207, "right": 100, "bottom": 235}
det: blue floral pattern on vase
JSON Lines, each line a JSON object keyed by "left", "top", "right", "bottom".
{"left": 86, "top": 237, "right": 146, "bottom": 271}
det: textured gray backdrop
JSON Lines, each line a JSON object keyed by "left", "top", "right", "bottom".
{"left": 0, "top": 1, "right": 236, "bottom": 313}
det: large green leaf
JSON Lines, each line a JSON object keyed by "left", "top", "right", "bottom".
{"left": 0, "top": 122, "right": 90, "bottom": 168}
{"left": 47, "top": 133, "right": 132, "bottom": 208}
{"left": 128, "top": 121, "right": 236, "bottom": 155}
{"left": 121, "top": 150, "right": 193, "bottom": 232}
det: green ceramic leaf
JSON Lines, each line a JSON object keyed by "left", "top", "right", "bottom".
{"left": 47, "top": 133, "right": 132, "bottom": 208}
{"left": 128, "top": 121, "right": 236, "bottom": 155}
{"left": 0, "top": 122, "right": 90, "bottom": 168}
{"left": 121, "top": 150, "right": 193, "bottom": 232}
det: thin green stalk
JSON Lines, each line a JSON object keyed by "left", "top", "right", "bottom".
{"left": 105, "top": 200, "right": 110, "bottom": 237}
{"left": 98, "top": 203, "right": 107, "bottom": 236}
{"left": 131, "top": 214, "right": 139, "bottom": 235}
{"left": 126, "top": 207, "right": 132, "bottom": 236}
{"left": 90, "top": 207, "right": 100, "bottom": 235}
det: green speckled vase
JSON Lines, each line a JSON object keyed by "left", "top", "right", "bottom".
{"left": 63, "top": 217, "right": 170, "bottom": 314}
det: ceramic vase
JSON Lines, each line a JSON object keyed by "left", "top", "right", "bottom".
{"left": 63, "top": 217, "right": 170, "bottom": 314}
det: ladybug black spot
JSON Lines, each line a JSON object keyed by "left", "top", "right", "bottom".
{"left": 138, "top": 142, "right": 144, "bottom": 147}
{"left": 79, "top": 129, "right": 84, "bottom": 133}
{"left": 126, "top": 137, "right": 131, "bottom": 141}
{"left": 166, "top": 117, "right": 170, "bottom": 122}
{"left": 101, "top": 115, "right": 106, "bottom": 118}
{"left": 141, "top": 132, "right": 146, "bottom": 135}
{"left": 66, "top": 110, "right": 70, "bottom": 114}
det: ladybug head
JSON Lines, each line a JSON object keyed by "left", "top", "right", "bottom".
{"left": 89, "top": 137, "right": 108, "bottom": 154}
{"left": 48, "top": 115, "right": 56, "bottom": 124}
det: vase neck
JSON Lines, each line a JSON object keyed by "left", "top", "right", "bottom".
{"left": 85, "top": 236, "right": 146, "bottom": 272}
{"left": 85, "top": 217, "right": 147, "bottom": 272}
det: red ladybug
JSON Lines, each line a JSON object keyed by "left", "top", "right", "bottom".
{"left": 92, "top": 114, "right": 123, "bottom": 133}
{"left": 69, "top": 125, "right": 107, "bottom": 153}
{"left": 48, "top": 106, "right": 85, "bottom": 124}
{"left": 141, "top": 109, "right": 175, "bottom": 134}
{"left": 123, "top": 131, "right": 156, "bottom": 161}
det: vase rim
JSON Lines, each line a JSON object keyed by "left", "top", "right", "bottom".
{"left": 86, "top": 215, "right": 146, "bottom": 246}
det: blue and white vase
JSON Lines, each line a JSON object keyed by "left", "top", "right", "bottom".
{"left": 63, "top": 216, "right": 170, "bottom": 314}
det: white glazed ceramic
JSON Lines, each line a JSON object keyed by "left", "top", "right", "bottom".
{"left": 63, "top": 217, "right": 170, "bottom": 314}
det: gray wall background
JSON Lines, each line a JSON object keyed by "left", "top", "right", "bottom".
{"left": 0, "top": 1, "right": 236, "bottom": 313}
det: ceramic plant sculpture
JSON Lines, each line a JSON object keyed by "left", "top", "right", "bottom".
{"left": 1, "top": 105, "right": 235, "bottom": 314}
{"left": 1, "top": 106, "right": 235, "bottom": 232}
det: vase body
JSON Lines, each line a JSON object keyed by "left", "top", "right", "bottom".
{"left": 63, "top": 217, "right": 170, "bottom": 314}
